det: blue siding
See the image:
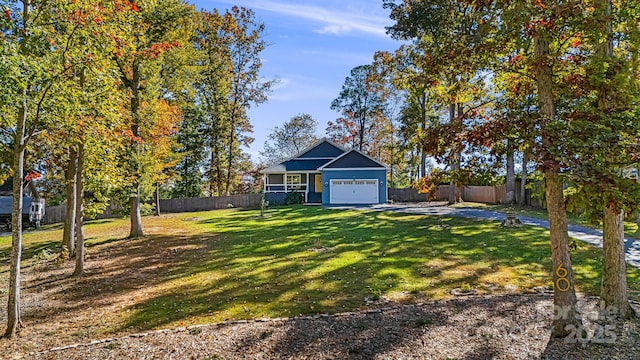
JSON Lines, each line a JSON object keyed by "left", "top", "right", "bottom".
{"left": 321, "top": 169, "right": 387, "bottom": 205}
{"left": 307, "top": 192, "right": 322, "bottom": 203}
{"left": 265, "top": 192, "right": 287, "bottom": 206}
{"left": 282, "top": 158, "right": 332, "bottom": 171}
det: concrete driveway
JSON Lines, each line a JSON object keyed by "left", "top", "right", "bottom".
{"left": 337, "top": 202, "right": 640, "bottom": 270}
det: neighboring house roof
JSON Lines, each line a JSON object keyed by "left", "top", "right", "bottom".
{"left": 261, "top": 138, "right": 388, "bottom": 174}
{"left": 0, "top": 196, "right": 32, "bottom": 215}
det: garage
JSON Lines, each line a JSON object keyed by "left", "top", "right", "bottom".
{"left": 329, "top": 179, "right": 378, "bottom": 204}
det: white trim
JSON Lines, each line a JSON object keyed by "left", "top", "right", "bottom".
{"left": 291, "top": 157, "right": 334, "bottom": 160}
{"left": 264, "top": 171, "right": 317, "bottom": 175}
{"left": 321, "top": 167, "right": 386, "bottom": 171}
{"left": 317, "top": 149, "right": 388, "bottom": 170}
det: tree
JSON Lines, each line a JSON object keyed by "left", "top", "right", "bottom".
{"left": 111, "top": 0, "right": 193, "bottom": 238}
{"left": 0, "top": 0, "right": 98, "bottom": 337}
{"left": 193, "top": 8, "right": 271, "bottom": 196}
{"left": 330, "top": 65, "right": 386, "bottom": 152}
{"left": 563, "top": 0, "right": 640, "bottom": 319}
{"left": 385, "top": 0, "right": 585, "bottom": 337}
{"left": 220, "top": 7, "right": 271, "bottom": 196}
{"left": 384, "top": 0, "right": 495, "bottom": 204}
{"left": 172, "top": 105, "right": 207, "bottom": 198}
{"left": 260, "top": 113, "right": 318, "bottom": 165}
{"left": 374, "top": 47, "right": 436, "bottom": 179}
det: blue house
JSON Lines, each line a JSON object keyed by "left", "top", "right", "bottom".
{"left": 260, "top": 139, "right": 388, "bottom": 205}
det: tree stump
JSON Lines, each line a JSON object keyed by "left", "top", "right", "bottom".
{"left": 502, "top": 213, "right": 522, "bottom": 227}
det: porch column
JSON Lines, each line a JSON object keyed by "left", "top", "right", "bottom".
{"left": 263, "top": 174, "right": 266, "bottom": 193}
{"left": 284, "top": 172, "right": 288, "bottom": 193}
{"left": 305, "top": 173, "right": 310, "bottom": 203}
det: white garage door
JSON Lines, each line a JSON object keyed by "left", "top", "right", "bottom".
{"left": 329, "top": 179, "right": 378, "bottom": 204}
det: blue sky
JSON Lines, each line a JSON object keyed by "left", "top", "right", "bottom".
{"left": 193, "top": 0, "right": 401, "bottom": 160}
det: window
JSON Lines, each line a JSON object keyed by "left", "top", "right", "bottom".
{"left": 287, "top": 174, "right": 302, "bottom": 184}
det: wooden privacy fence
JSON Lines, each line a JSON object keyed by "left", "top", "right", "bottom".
{"left": 389, "top": 185, "right": 539, "bottom": 206}
{"left": 43, "top": 203, "right": 118, "bottom": 225}
{"left": 158, "top": 194, "right": 261, "bottom": 213}
{"left": 43, "top": 193, "right": 262, "bottom": 225}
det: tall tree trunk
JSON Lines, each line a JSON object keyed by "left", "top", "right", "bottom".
{"left": 359, "top": 117, "right": 365, "bottom": 152}
{"left": 505, "top": 139, "right": 516, "bottom": 205}
{"left": 63, "top": 147, "right": 77, "bottom": 256}
{"left": 448, "top": 103, "right": 456, "bottom": 204}
{"left": 602, "top": 203, "right": 634, "bottom": 318}
{"left": 128, "top": 61, "right": 143, "bottom": 238}
{"left": 420, "top": 92, "right": 427, "bottom": 178}
{"left": 154, "top": 182, "right": 160, "bottom": 216}
{"left": 209, "top": 149, "right": 216, "bottom": 197}
{"left": 596, "top": 0, "right": 633, "bottom": 318}
{"left": 225, "top": 113, "right": 235, "bottom": 196}
{"left": 455, "top": 103, "right": 463, "bottom": 203}
{"left": 73, "top": 143, "right": 85, "bottom": 277}
{"left": 535, "top": 32, "right": 579, "bottom": 337}
{"left": 129, "top": 183, "right": 143, "bottom": 238}
{"left": 519, "top": 149, "right": 528, "bottom": 206}
{"left": 4, "top": 96, "right": 27, "bottom": 338}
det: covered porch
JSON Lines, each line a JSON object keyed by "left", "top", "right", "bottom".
{"left": 263, "top": 172, "right": 323, "bottom": 204}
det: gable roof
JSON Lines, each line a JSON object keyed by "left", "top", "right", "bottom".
{"left": 260, "top": 139, "right": 388, "bottom": 173}
{"left": 296, "top": 139, "right": 346, "bottom": 158}
{"left": 260, "top": 138, "right": 347, "bottom": 173}
{"left": 318, "top": 149, "right": 388, "bottom": 170}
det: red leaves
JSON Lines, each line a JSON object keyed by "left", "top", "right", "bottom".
{"left": 113, "top": 0, "right": 140, "bottom": 13}
{"left": 123, "top": 129, "right": 143, "bottom": 143}
{"left": 143, "top": 42, "right": 179, "bottom": 59}
{"left": 511, "top": 54, "right": 522, "bottom": 63}
{"left": 4, "top": 9, "right": 10, "bottom": 19}
{"left": 532, "top": 0, "right": 546, "bottom": 10}
{"left": 25, "top": 171, "right": 41, "bottom": 182}
{"left": 525, "top": 17, "right": 555, "bottom": 35}
{"left": 570, "top": 38, "right": 580, "bottom": 48}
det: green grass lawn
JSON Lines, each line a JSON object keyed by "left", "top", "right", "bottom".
{"left": 1, "top": 205, "right": 639, "bottom": 334}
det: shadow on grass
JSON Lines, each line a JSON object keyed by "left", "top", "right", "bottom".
{"left": 19, "top": 206, "right": 638, "bottom": 342}
{"left": 114, "top": 206, "right": 611, "bottom": 331}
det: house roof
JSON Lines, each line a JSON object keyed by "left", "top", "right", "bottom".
{"left": 296, "top": 139, "right": 346, "bottom": 159}
{"left": 262, "top": 158, "right": 334, "bottom": 173}
{"left": 0, "top": 196, "right": 32, "bottom": 215}
{"left": 260, "top": 138, "right": 387, "bottom": 174}
{"left": 318, "top": 149, "right": 388, "bottom": 170}
{"left": 260, "top": 138, "right": 346, "bottom": 173}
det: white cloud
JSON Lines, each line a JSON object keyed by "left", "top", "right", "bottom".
{"left": 213, "top": 0, "right": 392, "bottom": 38}
{"left": 268, "top": 75, "right": 335, "bottom": 102}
